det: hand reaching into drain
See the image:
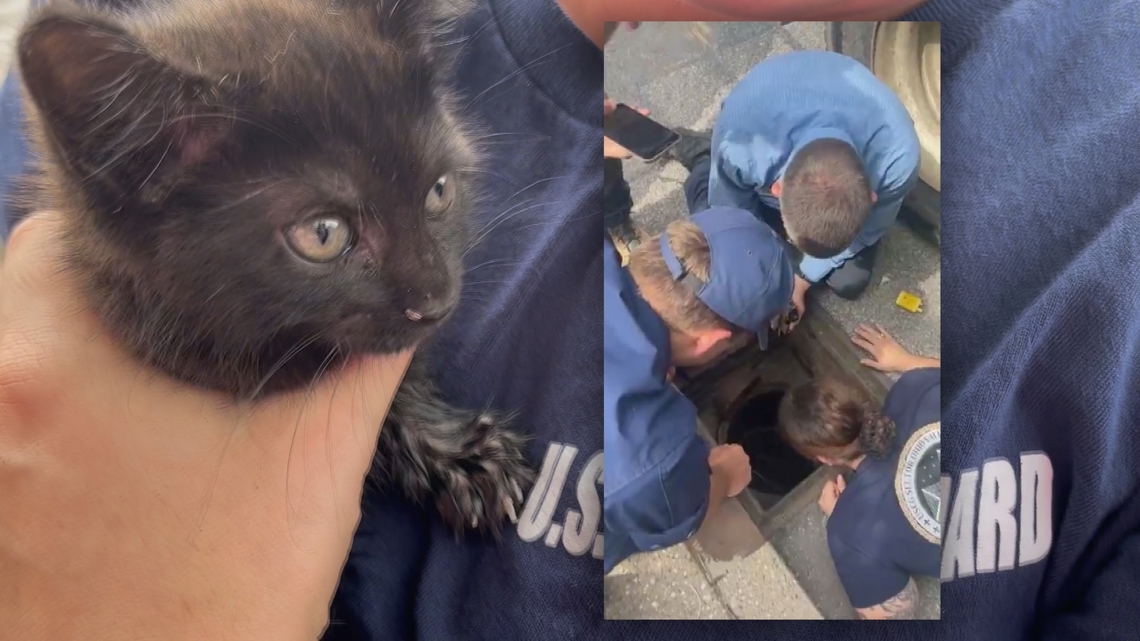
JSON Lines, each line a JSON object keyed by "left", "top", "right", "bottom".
{"left": 709, "top": 443, "right": 751, "bottom": 497}
{"left": 789, "top": 275, "right": 811, "bottom": 332}
{"left": 819, "top": 474, "right": 847, "bottom": 517}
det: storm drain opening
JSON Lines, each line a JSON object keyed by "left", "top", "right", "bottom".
{"left": 720, "top": 383, "right": 819, "bottom": 511}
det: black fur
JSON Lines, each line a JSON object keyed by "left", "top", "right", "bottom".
{"left": 13, "top": 0, "right": 533, "bottom": 536}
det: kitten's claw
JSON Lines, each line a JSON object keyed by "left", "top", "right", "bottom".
{"left": 434, "top": 411, "right": 534, "bottom": 538}
{"left": 379, "top": 370, "right": 533, "bottom": 540}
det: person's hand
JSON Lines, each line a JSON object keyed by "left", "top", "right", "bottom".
{"left": 852, "top": 323, "right": 914, "bottom": 372}
{"left": 605, "top": 136, "right": 636, "bottom": 160}
{"left": 603, "top": 97, "right": 650, "bottom": 159}
{"left": 709, "top": 443, "right": 751, "bottom": 497}
{"left": 0, "top": 213, "right": 414, "bottom": 641}
{"left": 818, "top": 474, "right": 847, "bottom": 517}
{"left": 788, "top": 274, "right": 811, "bottom": 331}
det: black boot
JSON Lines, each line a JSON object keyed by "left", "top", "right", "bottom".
{"left": 663, "top": 127, "right": 713, "bottom": 171}
{"left": 825, "top": 242, "right": 881, "bottom": 301}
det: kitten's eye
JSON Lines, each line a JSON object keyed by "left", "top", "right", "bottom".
{"left": 286, "top": 217, "right": 353, "bottom": 263}
{"left": 425, "top": 174, "right": 455, "bottom": 213}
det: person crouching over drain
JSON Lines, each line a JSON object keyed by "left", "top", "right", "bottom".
{"left": 778, "top": 327, "right": 941, "bottom": 619}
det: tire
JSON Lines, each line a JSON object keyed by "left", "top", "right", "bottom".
{"left": 828, "top": 22, "right": 941, "bottom": 244}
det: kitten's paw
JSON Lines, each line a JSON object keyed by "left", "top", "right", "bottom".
{"left": 435, "top": 412, "right": 534, "bottom": 537}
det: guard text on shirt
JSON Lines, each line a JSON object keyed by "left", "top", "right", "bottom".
{"left": 941, "top": 452, "right": 1054, "bottom": 580}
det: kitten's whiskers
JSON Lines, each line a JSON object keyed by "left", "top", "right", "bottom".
{"left": 308, "top": 344, "right": 343, "bottom": 393}
{"left": 246, "top": 332, "right": 325, "bottom": 400}
{"left": 465, "top": 44, "right": 573, "bottom": 108}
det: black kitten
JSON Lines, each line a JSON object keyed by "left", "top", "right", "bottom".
{"left": 13, "top": 0, "right": 533, "bottom": 535}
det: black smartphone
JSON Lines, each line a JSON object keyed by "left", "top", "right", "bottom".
{"left": 604, "top": 104, "right": 681, "bottom": 161}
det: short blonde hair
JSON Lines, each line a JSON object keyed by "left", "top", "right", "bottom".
{"left": 628, "top": 219, "right": 734, "bottom": 334}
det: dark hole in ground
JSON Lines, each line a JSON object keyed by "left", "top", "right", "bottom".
{"left": 724, "top": 386, "right": 819, "bottom": 510}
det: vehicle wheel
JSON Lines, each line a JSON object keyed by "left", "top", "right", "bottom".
{"left": 828, "top": 22, "right": 940, "bottom": 241}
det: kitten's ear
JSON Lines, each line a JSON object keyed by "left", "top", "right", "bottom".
{"left": 18, "top": 5, "right": 231, "bottom": 202}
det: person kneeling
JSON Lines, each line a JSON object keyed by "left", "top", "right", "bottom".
{"left": 778, "top": 326, "right": 940, "bottom": 619}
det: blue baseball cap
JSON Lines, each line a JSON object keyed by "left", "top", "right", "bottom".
{"left": 659, "top": 207, "right": 794, "bottom": 349}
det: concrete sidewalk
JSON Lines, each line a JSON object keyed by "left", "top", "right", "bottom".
{"left": 604, "top": 496, "right": 822, "bottom": 620}
{"left": 606, "top": 401, "right": 824, "bottom": 621}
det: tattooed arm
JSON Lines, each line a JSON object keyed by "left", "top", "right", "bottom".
{"left": 828, "top": 535, "right": 923, "bottom": 620}
{"left": 854, "top": 578, "right": 919, "bottom": 620}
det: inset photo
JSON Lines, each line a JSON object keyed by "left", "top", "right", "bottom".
{"left": 603, "top": 21, "right": 941, "bottom": 620}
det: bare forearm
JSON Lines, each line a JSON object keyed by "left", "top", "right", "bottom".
{"left": 900, "top": 354, "right": 941, "bottom": 372}
{"left": 701, "top": 464, "right": 732, "bottom": 528}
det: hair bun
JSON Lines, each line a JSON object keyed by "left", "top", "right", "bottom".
{"left": 857, "top": 411, "right": 896, "bottom": 458}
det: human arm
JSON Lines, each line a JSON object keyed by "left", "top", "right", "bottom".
{"left": 707, "top": 138, "right": 764, "bottom": 213}
{"left": 603, "top": 94, "right": 630, "bottom": 159}
{"left": 788, "top": 273, "right": 811, "bottom": 329}
{"left": 856, "top": 578, "right": 920, "bottom": 619}
{"left": 818, "top": 474, "right": 847, "bottom": 517}
{"left": 706, "top": 442, "right": 752, "bottom": 523}
{"left": 0, "top": 213, "right": 414, "bottom": 640}
{"left": 605, "top": 136, "right": 635, "bottom": 159}
{"left": 607, "top": 412, "right": 751, "bottom": 555}
{"left": 852, "top": 324, "right": 940, "bottom": 372}
{"left": 606, "top": 431, "right": 712, "bottom": 554}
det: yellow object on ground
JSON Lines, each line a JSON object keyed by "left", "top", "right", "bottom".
{"left": 895, "top": 291, "right": 923, "bottom": 313}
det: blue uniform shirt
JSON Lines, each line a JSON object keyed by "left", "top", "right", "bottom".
{"left": 603, "top": 237, "right": 710, "bottom": 574}
{"left": 708, "top": 50, "right": 921, "bottom": 283}
{"left": 827, "top": 367, "right": 941, "bottom": 609}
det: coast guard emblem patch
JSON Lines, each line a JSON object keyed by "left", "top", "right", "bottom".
{"left": 895, "top": 422, "right": 941, "bottom": 544}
